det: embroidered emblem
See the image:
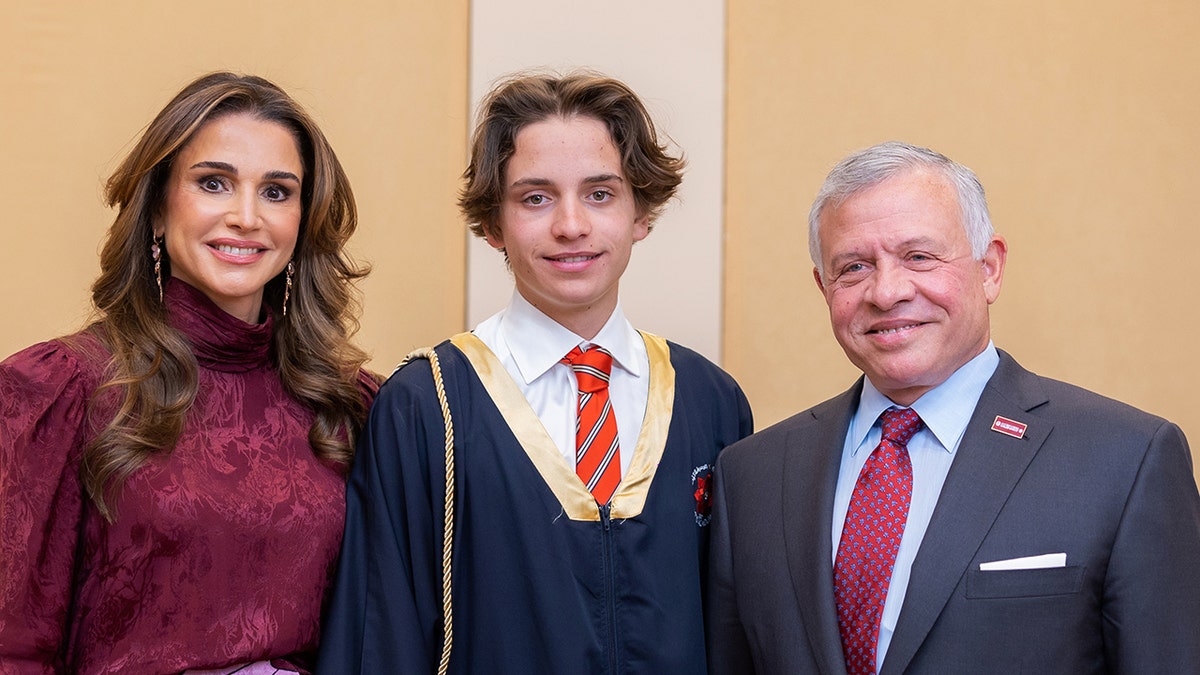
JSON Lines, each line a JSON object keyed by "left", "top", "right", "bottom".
{"left": 691, "top": 463, "right": 713, "bottom": 527}
{"left": 991, "top": 415, "right": 1028, "bottom": 439}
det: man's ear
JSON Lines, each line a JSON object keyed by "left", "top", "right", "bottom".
{"left": 813, "top": 266, "right": 827, "bottom": 295}
{"left": 981, "top": 235, "right": 1007, "bottom": 304}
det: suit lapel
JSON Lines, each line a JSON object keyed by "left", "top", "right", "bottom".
{"left": 783, "top": 383, "right": 860, "bottom": 675}
{"left": 882, "top": 352, "right": 1052, "bottom": 674}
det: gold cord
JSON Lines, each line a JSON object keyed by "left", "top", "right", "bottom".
{"left": 399, "top": 347, "right": 456, "bottom": 674}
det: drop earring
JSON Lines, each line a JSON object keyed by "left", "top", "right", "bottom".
{"left": 283, "top": 261, "right": 294, "bottom": 317}
{"left": 151, "top": 236, "right": 164, "bottom": 303}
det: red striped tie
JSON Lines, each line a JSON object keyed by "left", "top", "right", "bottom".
{"left": 834, "top": 407, "right": 923, "bottom": 675}
{"left": 561, "top": 346, "right": 622, "bottom": 504}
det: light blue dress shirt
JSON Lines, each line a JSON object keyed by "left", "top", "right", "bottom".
{"left": 831, "top": 343, "right": 1000, "bottom": 673}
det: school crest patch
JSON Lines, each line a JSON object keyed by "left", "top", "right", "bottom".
{"left": 691, "top": 463, "right": 713, "bottom": 527}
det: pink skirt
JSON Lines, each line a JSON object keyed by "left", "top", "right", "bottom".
{"left": 185, "top": 662, "right": 298, "bottom": 674}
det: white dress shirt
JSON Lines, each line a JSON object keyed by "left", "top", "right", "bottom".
{"left": 472, "top": 291, "right": 649, "bottom": 476}
{"left": 831, "top": 343, "right": 1000, "bottom": 673}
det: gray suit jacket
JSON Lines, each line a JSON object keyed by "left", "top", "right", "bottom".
{"left": 706, "top": 351, "right": 1200, "bottom": 674}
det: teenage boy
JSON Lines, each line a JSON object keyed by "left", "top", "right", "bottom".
{"left": 319, "top": 72, "right": 753, "bottom": 674}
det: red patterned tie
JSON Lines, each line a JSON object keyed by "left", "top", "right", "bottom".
{"left": 561, "top": 346, "right": 622, "bottom": 504}
{"left": 834, "top": 407, "right": 923, "bottom": 675}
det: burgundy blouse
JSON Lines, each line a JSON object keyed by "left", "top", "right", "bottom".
{"left": 0, "top": 280, "right": 374, "bottom": 674}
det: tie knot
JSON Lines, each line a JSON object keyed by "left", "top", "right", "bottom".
{"left": 562, "top": 346, "right": 614, "bottom": 393}
{"left": 880, "top": 407, "right": 923, "bottom": 446}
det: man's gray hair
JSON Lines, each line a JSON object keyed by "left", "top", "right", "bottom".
{"left": 808, "top": 141, "right": 994, "bottom": 279}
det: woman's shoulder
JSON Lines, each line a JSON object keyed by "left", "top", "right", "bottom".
{"left": 355, "top": 368, "right": 384, "bottom": 405}
{"left": 0, "top": 330, "right": 110, "bottom": 415}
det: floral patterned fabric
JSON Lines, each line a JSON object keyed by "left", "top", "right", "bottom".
{"left": 0, "top": 279, "right": 373, "bottom": 674}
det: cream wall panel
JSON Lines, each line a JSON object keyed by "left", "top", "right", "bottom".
{"left": 467, "top": 0, "right": 727, "bottom": 363}
{"left": 725, "top": 0, "right": 1200, "bottom": 478}
{"left": 0, "top": 1, "right": 469, "bottom": 374}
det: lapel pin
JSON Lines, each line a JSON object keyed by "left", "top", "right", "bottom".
{"left": 991, "top": 415, "right": 1028, "bottom": 439}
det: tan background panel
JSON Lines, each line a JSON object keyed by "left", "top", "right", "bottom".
{"left": 3, "top": 1, "right": 1196, "bottom": 483}
{"left": 0, "top": 1, "right": 468, "bottom": 375}
{"left": 724, "top": 0, "right": 1200, "bottom": 479}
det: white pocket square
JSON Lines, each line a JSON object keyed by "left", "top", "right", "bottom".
{"left": 979, "top": 552, "right": 1067, "bottom": 571}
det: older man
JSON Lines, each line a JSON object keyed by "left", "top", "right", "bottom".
{"left": 706, "top": 141, "right": 1200, "bottom": 674}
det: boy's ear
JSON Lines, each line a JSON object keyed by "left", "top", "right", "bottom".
{"left": 484, "top": 222, "right": 504, "bottom": 250}
{"left": 633, "top": 213, "right": 650, "bottom": 242}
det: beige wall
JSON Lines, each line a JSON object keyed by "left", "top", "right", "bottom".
{"left": 0, "top": 1, "right": 468, "bottom": 374}
{"left": 724, "top": 0, "right": 1200, "bottom": 479}
{"left": 3, "top": 2, "right": 1196, "bottom": 480}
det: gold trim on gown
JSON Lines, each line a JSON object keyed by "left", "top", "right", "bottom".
{"left": 449, "top": 332, "right": 675, "bottom": 521}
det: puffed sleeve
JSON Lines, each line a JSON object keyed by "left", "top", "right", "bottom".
{"left": 0, "top": 340, "right": 100, "bottom": 674}
{"left": 355, "top": 369, "right": 382, "bottom": 411}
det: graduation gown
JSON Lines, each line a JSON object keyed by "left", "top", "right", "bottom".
{"left": 318, "top": 332, "right": 752, "bottom": 674}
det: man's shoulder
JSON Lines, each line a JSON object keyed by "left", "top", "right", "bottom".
{"left": 720, "top": 383, "right": 859, "bottom": 462}
{"left": 992, "top": 350, "right": 1171, "bottom": 436}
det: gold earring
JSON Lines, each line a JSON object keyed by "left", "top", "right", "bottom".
{"left": 283, "top": 261, "right": 294, "bottom": 317}
{"left": 151, "top": 236, "right": 164, "bottom": 303}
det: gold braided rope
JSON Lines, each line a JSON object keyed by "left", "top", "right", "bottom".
{"left": 399, "top": 347, "right": 456, "bottom": 675}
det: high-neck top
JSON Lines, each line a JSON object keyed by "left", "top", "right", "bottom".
{"left": 0, "top": 279, "right": 377, "bottom": 674}
{"left": 165, "top": 278, "right": 273, "bottom": 373}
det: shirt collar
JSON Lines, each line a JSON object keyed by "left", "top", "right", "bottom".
{"left": 850, "top": 343, "right": 1000, "bottom": 456}
{"left": 499, "top": 291, "right": 643, "bottom": 385}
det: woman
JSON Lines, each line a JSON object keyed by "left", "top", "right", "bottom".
{"left": 0, "top": 72, "right": 377, "bottom": 674}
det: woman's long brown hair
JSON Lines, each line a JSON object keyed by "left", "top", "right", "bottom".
{"left": 85, "top": 72, "right": 372, "bottom": 520}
